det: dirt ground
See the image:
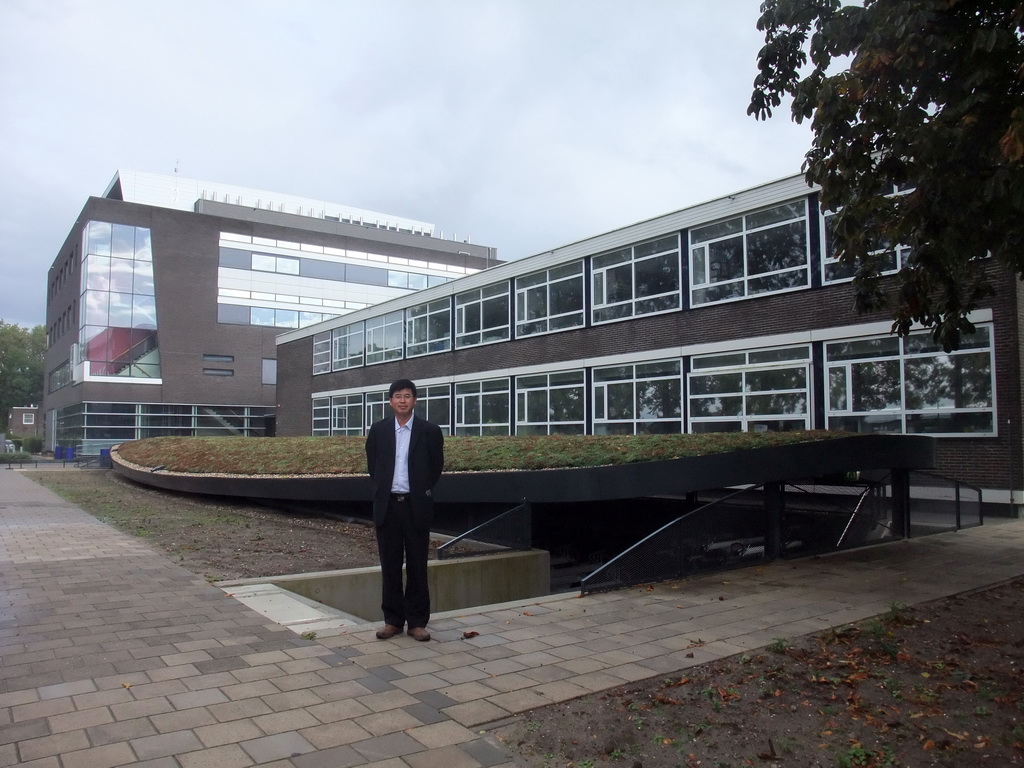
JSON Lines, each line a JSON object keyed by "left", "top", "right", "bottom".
{"left": 24, "top": 470, "right": 1024, "bottom": 767}
{"left": 26, "top": 469, "right": 383, "bottom": 581}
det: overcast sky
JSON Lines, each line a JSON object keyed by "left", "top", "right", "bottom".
{"left": 0, "top": 0, "right": 814, "bottom": 329}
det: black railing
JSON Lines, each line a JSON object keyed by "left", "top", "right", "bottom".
{"left": 906, "top": 470, "right": 983, "bottom": 535}
{"left": 437, "top": 499, "right": 532, "bottom": 560}
{"left": 581, "top": 470, "right": 983, "bottom": 594}
{"left": 581, "top": 486, "right": 770, "bottom": 593}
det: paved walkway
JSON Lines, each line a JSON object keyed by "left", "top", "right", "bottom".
{"left": 3, "top": 467, "right": 1024, "bottom": 768}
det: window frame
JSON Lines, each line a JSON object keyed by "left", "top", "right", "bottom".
{"left": 825, "top": 326, "right": 995, "bottom": 436}
{"left": 406, "top": 298, "right": 452, "bottom": 357}
{"left": 515, "top": 370, "right": 586, "bottom": 435}
{"left": 455, "top": 378, "right": 511, "bottom": 436}
{"left": 515, "top": 260, "right": 585, "bottom": 337}
{"left": 592, "top": 359, "right": 682, "bottom": 435}
{"left": 455, "top": 282, "right": 510, "bottom": 348}
{"left": 687, "top": 346, "right": 812, "bottom": 434}
{"left": 332, "top": 322, "right": 365, "bottom": 370}
{"left": 591, "top": 235, "right": 681, "bottom": 325}
{"left": 689, "top": 199, "right": 810, "bottom": 307}
{"left": 365, "top": 311, "right": 404, "bottom": 365}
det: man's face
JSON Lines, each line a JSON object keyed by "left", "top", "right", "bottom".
{"left": 389, "top": 388, "right": 416, "bottom": 420}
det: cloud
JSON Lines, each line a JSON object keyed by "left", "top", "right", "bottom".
{"left": 0, "top": 0, "right": 812, "bottom": 328}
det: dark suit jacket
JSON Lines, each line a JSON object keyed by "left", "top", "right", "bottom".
{"left": 365, "top": 415, "right": 444, "bottom": 529}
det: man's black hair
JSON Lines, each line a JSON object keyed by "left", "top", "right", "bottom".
{"left": 388, "top": 379, "right": 417, "bottom": 398}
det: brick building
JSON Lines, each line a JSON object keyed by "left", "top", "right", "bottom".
{"left": 42, "top": 171, "right": 497, "bottom": 455}
{"left": 275, "top": 171, "right": 1022, "bottom": 515}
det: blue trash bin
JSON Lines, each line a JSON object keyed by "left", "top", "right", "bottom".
{"left": 66, "top": 446, "right": 75, "bottom": 460}
{"left": 54, "top": 446, "right": 64, "bottom": 460}
{"left": 99, "top": 449, "right": 111, "bottom": 469}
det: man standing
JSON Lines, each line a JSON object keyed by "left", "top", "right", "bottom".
{"left": 365, "top": 379, "right": 445, "bottom": 641}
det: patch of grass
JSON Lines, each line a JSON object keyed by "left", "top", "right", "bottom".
{"left": 114, "top": 431, "right": 847, "bottom": 476}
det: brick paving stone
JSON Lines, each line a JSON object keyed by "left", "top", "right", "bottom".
{"left": 305, "top": 698, "right": 373, "bottom": 723}
{"left": 459, "top": 737, "right": 515, "bottom": 768}
{"left": 358, "top": 688, "right": 419, "bottom": 713}
{"left": 110, "top": 696, "right": 174, "bottom": 720}
{"left": 18, "top": 729, "right": 91, "bottom": 761}
{"left": 290, "top": 743, "right": 363, "bottom": 768}
{"left": 251, "top": 709, "right": 320, "bottom": 735}
{"left": 194, "top": 719, "right": 266, "bottom": 748}
{"left": 60, "top": 741, "right": 136, "bottom": 768}
{"left": 441, "top": 700, "right": 510, "bottom": 728}
{"left": 130, "top": 730, "right": 204, "bottom": 761}
{"left": 150, "top": 707, "right": 218, "bottom": 733}
{"left": 86, "top": 718, "right": 158, "bottom": 746}
{"left": 167, "top": 689, "right": 231, "bottom": 710}
{"left": 355, "top": 708, "right": 425, "bottom": 736}
{"left": 403, "top": 743, "right": 484, "bottom": 768}
{"left": 240, "top": 731, "right": 317, "bottom": 763}
{"left": 177, "top": 743, "right": 255, "bottom": 768}
{"left": 299, "top": 721, "right": 374, "bottom": 750}
{"left": 406, "top": 720, "right": 476, "bottom": 750}
{"left": 412, "top": 690, "right": 458, "bottom": 710}
{"left": 47, "top": 706, "right": 114, "bottom": 733}
{"left": 439, "top": 681, "right": 502, "bottom": 704}
{"left": 11, "top": 697, "right": 75, "bottom": 722}
{"left": 261, "top": 689, "right": 322, "bottom": 712}
{"left": 351, "top": 731, "right": 424, "bottom": 762}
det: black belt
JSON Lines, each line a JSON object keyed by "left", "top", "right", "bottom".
{"left": 390, "top": 493, "right": 409, "bottom": 503}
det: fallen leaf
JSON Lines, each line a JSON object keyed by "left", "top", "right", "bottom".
{"left": 463, "top": 630, "right": 480, "bottom": 639}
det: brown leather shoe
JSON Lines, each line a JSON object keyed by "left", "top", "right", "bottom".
{"left": 375, "top": 624, "right": 402, "bottom": 640}
{"left": 407, "top": 626, "right": 431, "bottom": 642}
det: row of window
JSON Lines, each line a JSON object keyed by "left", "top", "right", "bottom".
{"left": 53, "top": 402, "right": 272, "bottom": 455}
{"left": 313, "top": 197, "right": 909, "bottom": 374}
{"left": 219, "top": 247, "right": 456, "bottom": 291}
{"left": 312, "top": 328, "right": 995, "bottom": 438}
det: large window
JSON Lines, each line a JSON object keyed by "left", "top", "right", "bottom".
{"left": 592, "top": 235, "right": 680, "bottom": 324}
{"left": 516, "top": 261, "right": 585, "bottom": 336}
{"left": 331, "top": 394, "right": 363, "bottom": 436}
{"left": 455, "top": 379, "right": 510, "bottom": 436}
{"left": 407, "top": 299, "right": 452, "bottom": 357}
{"left": 364, "top": 312, "right": 403, "bottom": 365}
{"left": 688, "top": 347, "right": 811, "bottom": 433}
{"left": 79, "top": 221, "right": 160, "bottom": 379}
{"left": 826, "top": 327, "right": 994, "bottom": 435}
{"left": 332, "top": 323, "right": 365, "bottom": 370}
{"left": 516, "top": 371, "right": 586, "bottom": 435}
{"left": 822, "top": 183, "right": 914, "bottom": 283}
{"left": 592, "top": 360, "right": 681, "bottom": 434}
{"left": 690, "top": 200, "right": 809, "bottom": 306}
{"left": 455, "top": 283, "right": 510, "bottom": 347}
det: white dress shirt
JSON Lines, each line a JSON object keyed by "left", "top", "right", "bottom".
{"left": 391, "top": 414, "right": 413, "bottom": 493}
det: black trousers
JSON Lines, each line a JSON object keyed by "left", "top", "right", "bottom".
{"left": 375, "top": 495, "right": 430, "bottom": 629}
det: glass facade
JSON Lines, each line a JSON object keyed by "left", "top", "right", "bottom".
{"left": 53, "top": 402, "right": 270, "bottom": 455}
{"left": 79, "top": 221, "right": 160, "bottom": 379}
